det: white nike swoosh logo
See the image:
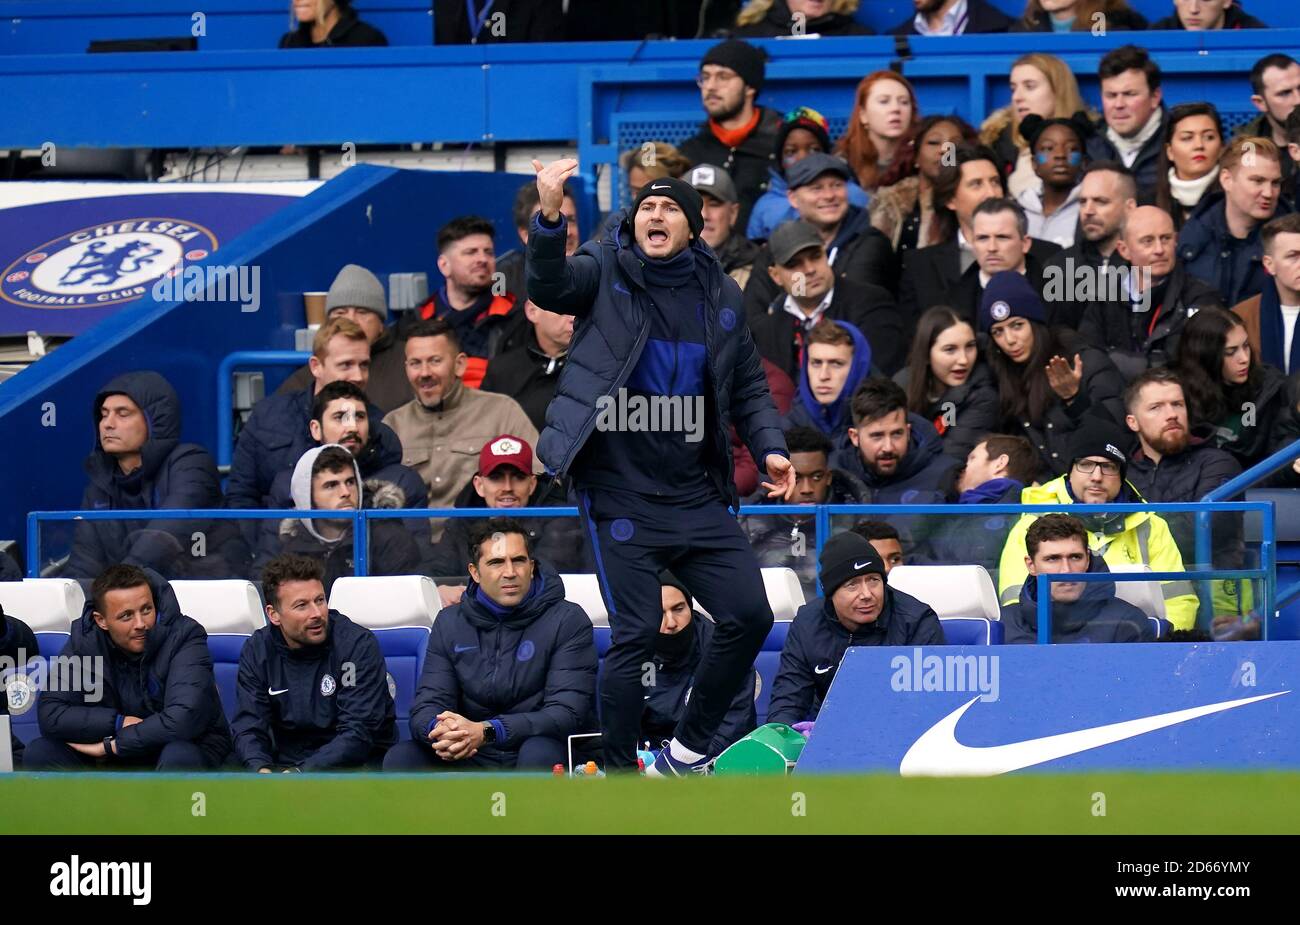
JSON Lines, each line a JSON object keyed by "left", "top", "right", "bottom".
{"left": 268, "top": 688, "right": 289, "bottom": 697}
{"left": 814, "top": 666, "right": 832, "bottom": 675}
{"left": 649, "top": 183, "right": 671, "bottom": 190}
{"left": 853, "top": 560, "right": 872, "bottom": 569}
{"left": 899, "top": 691, "right": 1288, "bottom": 777}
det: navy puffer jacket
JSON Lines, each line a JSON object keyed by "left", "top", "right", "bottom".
{"left": 37, "top": 569, "right": 232, "bottom": 765}
{"left": 66, "top": 370, "right": 248, "bottom": 579}
{"left": 526, "top": 211, "right": 788, "bottom": 509}
{"left": 408, "top": 561, "right": 597, "bottom": 753}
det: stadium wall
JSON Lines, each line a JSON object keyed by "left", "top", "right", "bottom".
{"left": 0, "top": 164, "right": 594, "bottom": 550}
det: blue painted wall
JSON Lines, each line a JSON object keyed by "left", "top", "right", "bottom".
{"left": 0, "top": 165, "right": 595, "bottom": 552}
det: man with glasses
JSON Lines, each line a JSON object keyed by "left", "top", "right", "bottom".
{"left": 996, "top": 417, "right": 1199, "bottom": 630}
{"left": 679, "top": 39, "right": 782, "bottom": 232}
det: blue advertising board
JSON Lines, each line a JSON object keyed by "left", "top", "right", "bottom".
{"left": 797, "top": 643, "right": 1299, "bottom": 774}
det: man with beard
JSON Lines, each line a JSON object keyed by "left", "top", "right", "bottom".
{"left": 253, "top": 446, "right": 422, "bottom": 595}
{"left": 383, "top": 319, "right": 538, "bottom": 524}
{"left": 1122, "top": 367, "right": 1247, "bottom": 623}
{"left": 232, "top": 553, "right": 397, "bottom": 771}
{"left": 829, "top": 377, "right": 960, "bottom": 504}
{"left": 678, "top": 39, "right": 782, "bottom": 232}
{"left": 1081, "top": 205, "right": 1226, "bottom": 382}
{"left": 1239, "top": 55, "right": 1300, "bottom": 195}
{"left": 266, "top": 380, "right": 426, "bottom": 514}
{"left": 1041, "top": 162, "right": 1138, "bottom": 329}
{"left": 398, "top": 216, "right": 523, "bottom": 389}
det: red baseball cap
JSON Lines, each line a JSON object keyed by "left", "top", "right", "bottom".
{"left": 478, "top": 434, "right": 534, "bottom": 477}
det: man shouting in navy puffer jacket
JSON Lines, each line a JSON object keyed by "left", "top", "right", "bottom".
{"left": 525, "top": 158, "right": 795, "bottom": 774}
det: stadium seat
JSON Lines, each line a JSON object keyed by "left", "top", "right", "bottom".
{"left": 755, "top": 619, "right": 791, "bottom": 726}
{"left": 207, "top": 634, "right": 250, "bottom": 723}
{"left": 685, "top": 567, "right": 808, "bottom": 621}
{"left": 938, "top": 616, "right": 1004, "bottom": 646}
{"left": 887, "top": 565, "right": 1001, "bottom": 621}
{"left": 560, "top": 574, "right": 608, "bottom": 627}
{"left": 1108, "top": 564, "right": 1168, "bottom": 621}
{"left": 170, "top": 579, "right": 264, "bottom": 634}
{"left": 372, "top": 626, "right": 430, "bottom": 742}
{"left": 0, "top": 578, "right": 85, "bottom": 633}
{"left": 327, "top": 576, "right": 439, "bottom": 630}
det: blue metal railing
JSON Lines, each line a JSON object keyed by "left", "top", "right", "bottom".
{"left": 30, "top": 503, "right": 1273, "bottom": 631}
{"left": 1198, "top": 437, "right": 1300, "bottom": 614}
{"left": 1034, "top": 570, "right": 1269, "bottom": 645}
{"left": 216, "top": 350, "right": 310, "bottom": 471}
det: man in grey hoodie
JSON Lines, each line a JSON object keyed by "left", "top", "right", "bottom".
{"left": 252, "top": 445, "right": 421, "bottom": 594}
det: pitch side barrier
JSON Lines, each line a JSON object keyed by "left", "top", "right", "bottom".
{"left": 29, "top": 501, "right": 1274, "bottom": 635}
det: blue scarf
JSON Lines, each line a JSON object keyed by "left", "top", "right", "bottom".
{"left": 632, "top": 242, "right": 697, "bottom": 288}
{"left": 1255, "top": 283, "right": 1300, "bottom": 374}
{"left": 959, "top": 477, "right": 1022, "bottom": 505}
{"left": 472, "top": 572, "right": 543, "bottom": 619}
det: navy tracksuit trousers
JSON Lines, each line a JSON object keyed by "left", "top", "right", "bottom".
{"left": 578, "top": 486, "right": 773, "bottom": 769}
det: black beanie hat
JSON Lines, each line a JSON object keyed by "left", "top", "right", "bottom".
{"left": 1068, "top": 415, "right": 1131, "bottom": 478}
{"left": 633, "top": 176, "right": 705, "bottom": 238}
{"left": 658, "top": 569, "right": 693, "bottom": 611}
{"left": 819, "top": 532, "right": 886, "bottom": 596}
{"left": 701, "top": 39, "right": 767, "bottom": 93}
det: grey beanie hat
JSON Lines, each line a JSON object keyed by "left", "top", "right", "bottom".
{"left": 325, "top": 264, "right": 388, "bottom": 322}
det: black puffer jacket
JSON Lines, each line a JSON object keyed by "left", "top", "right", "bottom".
{"left": 992, "top": 332, "right": 1127, "bottom": 479}
{"left": 37, "top": 570, "right": 232, "bottom": 765}
{"left": 1078, "top": 262, "right": 1226, "bottom": 383}
{"left": 66, "top": 371, "right": 249, "bottom": 580}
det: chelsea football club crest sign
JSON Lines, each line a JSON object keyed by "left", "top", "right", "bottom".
{"left": 1, "top": 218, "right": 218, "bottom": 309}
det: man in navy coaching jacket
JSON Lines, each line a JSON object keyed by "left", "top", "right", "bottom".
{"left": 25, "top": 565, "right": 232, "bottom": 770}
{"left": 767, "top": 533, "right": 945, "bottom": 730}
{"left": 526, "top": 157, "right": 796, "bottom": 775}
{"left": 383, "top": 518, "right": 597, "bottom": 771}
{"left": 232, "top": 553, "right": 396, "bottom": 771}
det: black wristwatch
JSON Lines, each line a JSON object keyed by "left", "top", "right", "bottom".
{"left": 481, "top": 721, "right": 496, "bottom": 745}
{"left": 102, "top": 736, "right": 116, "bottom": 757}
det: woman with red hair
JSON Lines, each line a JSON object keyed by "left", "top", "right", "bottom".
{"left": 835, "top": 70, "right": 920, "bottom": 192}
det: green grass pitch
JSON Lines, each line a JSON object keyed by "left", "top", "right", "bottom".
{"left": 2, "top": 772, "right": 1298, "bottom": 834}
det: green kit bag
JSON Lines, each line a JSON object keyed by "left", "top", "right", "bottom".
{"left": 712, "top": 723, "right": 806, "bottom": 775}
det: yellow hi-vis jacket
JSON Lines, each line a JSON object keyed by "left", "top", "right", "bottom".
{"left": 997, "top": 476, "right": 1199, "bottom": 631}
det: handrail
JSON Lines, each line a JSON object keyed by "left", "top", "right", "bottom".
{"left": 215, "top": 350, "right": 310, "bottom": 470}
{"left": 1196, "top": 437, "right": 1300, "bottom": 624}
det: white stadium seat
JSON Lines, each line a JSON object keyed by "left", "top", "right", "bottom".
{"left": 560, "top": 573, "right": 608, "bottom": 627}
{"left": 563, "top": 567, "right": 805, "bottom": 626}
{"left": 0, "top": 578, "right": 85, "bottom": 633}
{"left": 170, "top": 579, "right": 264, "bottom": 635}
{"left": 328, "top": 575, "right": 439, "bottom": 629}
{"left": 760, "top": 567, "right": 806, "bottom": 620}
{"left": 1107, "top": 563, "right": 1168, "bottom": 620}
{"left": 887, "top": 565, "right": 1001, "bottom": 621}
